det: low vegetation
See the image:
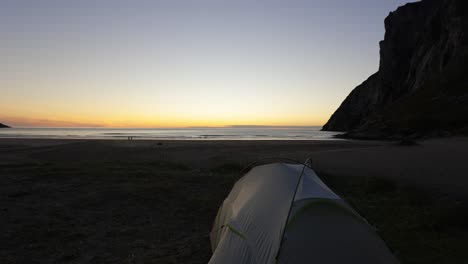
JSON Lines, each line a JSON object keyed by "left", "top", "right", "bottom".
{"left": 2, "top": 155, "right": 467, "bottom": 263}
{"left": 322, "top": 174, "right": 468, "bottom": 264}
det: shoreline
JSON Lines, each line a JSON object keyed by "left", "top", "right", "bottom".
{"left": 0, "top": 127, "right": 342, "bottom": 141}
{"left": 0, "top": 137, "right": 345, "bottom": 141}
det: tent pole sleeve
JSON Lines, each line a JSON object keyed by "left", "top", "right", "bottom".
{"left": 274, "top": 163, "right": 307, "bottom": 262}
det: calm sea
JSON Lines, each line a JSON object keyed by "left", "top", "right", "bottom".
{"left": 0, "top": 127, "right": 341, "bottom": 140}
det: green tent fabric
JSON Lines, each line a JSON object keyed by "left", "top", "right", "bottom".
{"left": 209, "top": 163, "right": 399, "bottom": 264}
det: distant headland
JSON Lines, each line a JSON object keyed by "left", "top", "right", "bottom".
{"left": 323, "top": 0, "right": 468, "bottom": 139}
{"left": 0, "top": 123, "right": 10, "bottom": 128}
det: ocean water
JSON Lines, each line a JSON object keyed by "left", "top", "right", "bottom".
{"left": 0, "top": 127, "right": 341, "bottom": 140}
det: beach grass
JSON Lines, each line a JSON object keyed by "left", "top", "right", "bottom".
{"left": 1, "top": 139, "right": 467, "bottom": 263}
{"left": 322, "top": 174, "right": 468, "bottom": 264}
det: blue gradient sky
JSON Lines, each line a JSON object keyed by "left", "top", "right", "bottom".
{"left": 1, "top": 0, "right": 416, "bottom": 127}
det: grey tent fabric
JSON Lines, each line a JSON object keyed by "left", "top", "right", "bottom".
{"left": 209, "top": 163, "right": 398, "bottom": 264}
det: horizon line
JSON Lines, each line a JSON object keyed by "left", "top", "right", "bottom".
{"left": 4, "top": 125, "right": 324, "bottom": 129}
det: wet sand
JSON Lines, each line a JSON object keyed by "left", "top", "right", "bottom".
{"left": 1, "top": 138, "right": 467, "bottom": 263}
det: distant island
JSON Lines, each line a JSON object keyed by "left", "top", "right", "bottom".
{"left": 323, "top": 0, "right": 468, "bottom": 139}
{"left": 0, "top": 123, "right": 10, "bottom": 128}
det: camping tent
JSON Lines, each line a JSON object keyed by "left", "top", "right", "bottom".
{"left": 209, "top": 163, "right": 398, "bottom": 264}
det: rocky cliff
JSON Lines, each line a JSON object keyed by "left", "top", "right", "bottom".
{"left": 323, "top": 0, "right": 468, "bottom": 138}
{"left": 0, "top": 123, "right": 10, "bottom": 128}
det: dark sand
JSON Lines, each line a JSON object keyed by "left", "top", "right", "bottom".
{"left": 1, "top": 138, "right": 467, "bottom": 263}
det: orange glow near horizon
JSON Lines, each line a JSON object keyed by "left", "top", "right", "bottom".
{"left": 1, "top": 72, "right": 337, "bottom": 128}
{"left": 0, "top": 111, "right": 329, "bottom": 128}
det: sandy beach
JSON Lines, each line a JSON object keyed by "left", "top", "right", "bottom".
{"left": 1, "top": 138, "right": 468, "bottom": 263}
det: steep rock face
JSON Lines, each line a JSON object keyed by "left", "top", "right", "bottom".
{"left": 323, "top": 0, "right": 468, "bottom": 138}
{"left": 0, "top": 123, "right": 10, "bottom": 128}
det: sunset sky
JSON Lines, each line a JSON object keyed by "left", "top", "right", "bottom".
{"left": 1, "top": 0, "right": 414, "bottom": 128}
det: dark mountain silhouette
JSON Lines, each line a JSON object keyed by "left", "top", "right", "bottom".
{"left": 0, "top": 123, "right": 10, "bottom": 128}
{"left": 323, "top": 0, "right": 468, "bottom": 139}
